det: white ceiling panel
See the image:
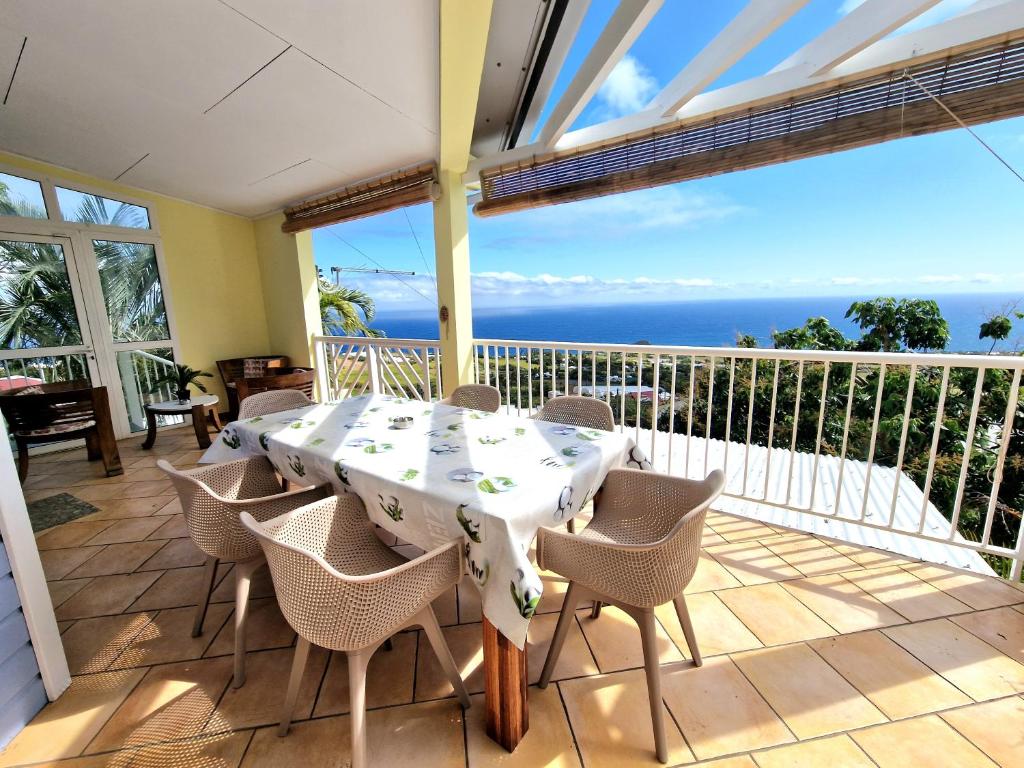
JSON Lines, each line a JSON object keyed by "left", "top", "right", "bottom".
{"left": 0, "top": 25, "right": 26, "bottom": 104}
{"left": 223, "top": 0, "right": 439, "bottom": 133}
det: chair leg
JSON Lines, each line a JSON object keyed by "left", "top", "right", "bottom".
{"left": 16, "top": 440, "right": 29, "bottom": 484}
{"left": 348, "top": 648, "right": 373, "bottom": 768}
{"left": 84, "top": 430, "right": 101, "bottom": 461}
{"left": 673, "top": 594, "right": 702, "bottom": 667}
{"left": 232, "top": 559, "right": 260, "bottom": 688}
{"left": 566, "top": 518, "right": 575, "bottom": 534}
{"left": 277, "top": 636, "right": 311, "bottom": 737}
{"left": 638, "top": 611, "right": 668, "bottom": 764}
{"left": 191, "top": 556, "right": 219, "bottom": 638}
{"left": 590, "top": 601, "right": 602, "bottom": 619}
{"left": 539, "top": 582, "right": 577, "bottom": 689}
{"left": 418, "top": 606, "right": 471, "bottom": 709}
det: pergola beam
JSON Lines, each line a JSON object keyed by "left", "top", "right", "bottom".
{"left": 536, "top": 0, "right": 664, "bottom": 148}
{"left": 772, "top": 0, "right": 943, "bottom": 76}
{"left": 652, "top": 0, "right": 812, "bottom": 118}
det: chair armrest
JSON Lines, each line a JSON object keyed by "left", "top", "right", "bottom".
{"left": 227, "top": 484, "right": 333, "bottom": 522}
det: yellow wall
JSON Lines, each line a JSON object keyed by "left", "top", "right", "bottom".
{"left": 0, "top": 152, "right": 272, "bottom": 404}
{"left": 252, "top": 213, "right": 321, "bottom": 368}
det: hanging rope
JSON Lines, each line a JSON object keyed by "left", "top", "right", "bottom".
{"left": 403, "top": 207, "right": 437, "bottom": 293}
{"left": 903, "top": 68, "right": 1024, "bottom": 185}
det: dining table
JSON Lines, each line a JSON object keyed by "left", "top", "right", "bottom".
{"left": 200, "top": 392, "right": 649, "bottom": 751}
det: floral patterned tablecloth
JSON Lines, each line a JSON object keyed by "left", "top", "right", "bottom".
{"left": 199, "top": 394, "right": 648, "bottom": 648}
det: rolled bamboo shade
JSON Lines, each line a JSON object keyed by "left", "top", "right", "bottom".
{"left": 281, "top": 163, "right": 439, "bottom": 233}
{"left": 474, "top": 40, "right": 1024, "bottom": 217}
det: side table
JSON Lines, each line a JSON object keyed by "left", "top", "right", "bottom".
{"left": 142, "top": 394, "right": 222, "bottom": 450}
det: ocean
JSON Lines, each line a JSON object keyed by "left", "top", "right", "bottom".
{"left": 368, "top": 293, "right": 1023, "bottom": 353}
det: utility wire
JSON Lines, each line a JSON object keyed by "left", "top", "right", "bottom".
{"left": 903, "top": 68, "right": 1024, "bottom": 185}
{"left": 404, "top": 207, "right": 437, "bottom": 292}
{"left": 324, "top": 228, "right": 437, "bottom": 307}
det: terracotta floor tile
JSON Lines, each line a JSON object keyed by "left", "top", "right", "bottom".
{"left": 707, "top": 542, "right": 802, "bottom": 586}
{"left": 47, "top": 577, "right": 92, "bottom": 608}
{"left": 535, "top": 569, "right": 572, "bottom": 614}
{"left": 851, "top": 715, "right": 998, "bottom": 767}
{"left": 433, "top": 584, "right": 459, "bottom": 627}
{"left": 458, "top": 578, "right": 483, "bottom": 624}
{"left": 561, "top": 668, "right": 693, "bottom": 767}
{"left": 696, "top": 757, "right": 758, "bottom": 768}
{"left": 84, "top": 517, "right": 168, "bottom": 546}
{"left": 751, "top": 734, "right": 875, "bottom": 768}
{"left": 732, "top": 644, "right": 885, "bottom": 740}
{"left": 87, "top": 656, "right": 234, "bottom": 752}
{"left": 210, "top": 646, "right": 330, "bottom": 731}
{"left": 74, "top": 483, "right": 131, "bottom": 502}
{"left": 39, "top": 546, "right": 102, "bottom": 580}
{"left": 35, "top": 520, "right": 114, "bottom": 550}
{"left": 841, "top": 566, "right": 971, "bottom": 622}
{"left": 940, "top": 696, "right": 1024, "bottom": 767}
{"left": 66, "top": 541, "right": 165, "bottom": 578}
{"left": 55, "top": 572, "right": 161, "bottom": 620}
{"left": 240, "top": 715, "right": 349, "bottom": 768}
{"left": 146, "top": 513, "right": 189, "bottom": 540}
{"left": 204, "top": 596, "right": 296, "bottom": 658}
{"left": 576, "top": 605, "right": 684, "bottom": 673}
{"left": 0, "top": 668, "right": 146, "bottom": 766}
{"left": 780, "top": 573, "right": 906, "bottom": 634}
{"left": 710, "top": 518, "right": 781, "bottom": 543}
{"left": 763, "top": 537, "right": 862, "bottom": 577}
{"left": 950, "top": 606, "right": 1024, "bottom": 664}
{"left": 687, "top": 553, "right": 743, "bottom": 593}
{"left": 313, "top": 631, "right": 417, "bottom": 716}
{"left": 210, "top": 564, "right": 275, "bottom": 603}
{"left": 416, "top": 622, "right": 485, "bottom": 700}
{"left": 60, "top": 612, "right": 156, "bottom": 675}
{"left": 809, "top": 631, "right": 971, "bottom": 719}
{"left": 526, "top": 611, "right": 599, "bottom": 683}
{"left": 717, "top": 583, "right": 835, "bottom": 646}
{"left": 660, "top": 655, "right": 793, "bottom": 760}
{"left": 128, "top": 562, "right": 231, "bottom": 612}
{"left": 155, "top": 496, "right": 182, "bottom": 515}
{"left": 884, "top": 618, "right": 1024, "bottom": 701}
{"left": 136, "top": 537, "right": 207, "bottom": 570}
{"left": 466, "top": 685, "right": 580, "bottom": 768}
{"left": 114, "top": 480, "right": 175, "bottom": 499}
{"left": 826, "top": 541, "right": 915, "bottom": 568}
{"left": 110, "top": 603, "right": 234, "bottom": 669}
{"left": 902, "top": 563, "right": 1024, "bottom": 610}
{"left": 655, "top": 593, "right": 762, "bottom": 659}
{"left": 87, "top": 496, "right": 170, "bottom": 520}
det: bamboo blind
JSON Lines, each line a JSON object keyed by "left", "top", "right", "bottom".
{"left": 475, "top": 41, "right": 1024, "bottom": 216}
{"left": 282, "top": 163, "right": 438, "bottom": 233}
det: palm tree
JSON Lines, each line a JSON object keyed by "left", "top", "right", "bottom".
{"left": 319, "top": 279, "right": 384, "bottom": 337}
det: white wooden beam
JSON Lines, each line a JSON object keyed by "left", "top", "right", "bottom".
{"left": 652, "top": 0, "right": 812, "bottom": 118}
{"left": 772, "top": 0, "right": 943, "bottom": 76}
{"left": 536, "top": 0, "right": 664, "bottom": 148}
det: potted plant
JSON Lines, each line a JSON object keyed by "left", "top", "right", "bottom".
{"left": 152, "top": 364, "right": 213, "bottom": 403}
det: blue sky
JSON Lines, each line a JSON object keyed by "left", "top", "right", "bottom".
{"left": 314, "top": 0, "right": 1024, "bottom": 313}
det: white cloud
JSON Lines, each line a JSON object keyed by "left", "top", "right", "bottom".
{"left": 596, "top": 55, "right": 658, "bottom": 117}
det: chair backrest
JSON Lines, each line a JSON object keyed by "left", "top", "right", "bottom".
{"left": 157, "top": 456, "right": 283, "bottom": 561}
{"left": 238, "top": 389, "right": 312, "bottom": 420}
{"left": 0, "top": 380, "right": 101, "bottom": 433}
{"left": 447, "top": 384, "right": 501, "bottom": 413}
{"left": 539, "top": 395, "right": 615, "bottom": 431}
{"left": 242, "top": 495, "right": 460, "bottom": 652}
{"left": 234, "top": 368, "right": 316, "bottom": 405}
{"left": 216, "top": 355, "right": 290, "bottom": 389}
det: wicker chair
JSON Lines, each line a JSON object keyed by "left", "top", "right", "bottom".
{"left": 158, "top": 456, "right": 330, "bottom": 688}
{"left": 241, "top": 495, "right": 470, "bottom": 768}
{"left": 536, "top": 468, "right": 725, "bottom": 763}
{"left": 443, "top": 383, "right": 501, "bottom": 413}
{"left": 237, "top": 389, "right": 313, "bottom": 420}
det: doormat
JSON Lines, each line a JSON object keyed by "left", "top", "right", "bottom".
{"left": 26, "top": 493, "right": 100, "bottom": 532}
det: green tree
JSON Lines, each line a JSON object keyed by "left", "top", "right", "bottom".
{"left": 980, "top": 315, "right": 1013, "bottom": 353}
{"left": 846, "top": 297, "right": 950, "bottom": 352}
{"left": 772, "top": 317, "right": 850, "bottom": 351}
{"left": 319, "top": 279, "right": 383, "bottom": 337}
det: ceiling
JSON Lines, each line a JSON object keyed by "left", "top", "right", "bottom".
{"left": 0, "top": 0, "right": 448, "bottom": 217}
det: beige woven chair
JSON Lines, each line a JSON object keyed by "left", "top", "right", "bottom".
{"left": 237, "top": 389, "right": 313, "bottom": 419}
{"left": 241, "top": 495, "right": 470, "bottom": 768}
{"left": 538, "top": 395, "right": 615, "bottom": 532}
{"left": 536, "top": 468, "right": 725, "bottom": 763}
{"left": 158, "top": 456, "right": 330, "bottom": 688}
{"left": 443, "top": 383, "right": 501, "bottom": 413}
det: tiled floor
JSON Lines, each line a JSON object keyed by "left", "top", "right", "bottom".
{"left": 4, "top": 428, "right": 1024, "bottom": 767}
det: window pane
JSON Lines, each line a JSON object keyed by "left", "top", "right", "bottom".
{"left": 57, "top": 187, "right": 150, "bottom": 228}
{"left": 0, "top": 354, "right": 90, "bottom": 390}
{"left": 0, "top": 172, "right": 48, "bottom": 218}
{"left": 0, "top": 239, "right": 84, "bottom": 348}
{"left": 116, "top": 347, "right": 182, "bottom": 432}
{"left": 93, "top": 240, "right": 169, "bottom": 342}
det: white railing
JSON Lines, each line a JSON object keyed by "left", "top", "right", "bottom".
{"left": 314, "top": 336, "right": 444, "bottom": 403}
{"left": 313, "top": 335, "right": 1024, "bottom": 580}
{"left": 121, "top": 349, "right": 179, "bottom": 430}
{"left": 0, "top": 353, "right": 90, "bottom": 390}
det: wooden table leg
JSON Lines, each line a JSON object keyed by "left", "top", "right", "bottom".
{"left": 191, "top": 403, "right": 212, "bottom": 449}
{"left": 483, "top": 618, "right": 528, "bottom": 752}
{"left": 141, "top": 407, "right": 158, "bottom": 450}
{"left": 208, "top": 406, "right": 223, "bottom": 431}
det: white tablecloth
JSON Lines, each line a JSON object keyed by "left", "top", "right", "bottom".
{"left": 200, "top": 394, "right": 648, "bottom": 648}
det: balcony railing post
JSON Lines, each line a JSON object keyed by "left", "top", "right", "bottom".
{"left": 314, "top": 337, "right": 331, "bottom": 401}
{"left": 367, "top": 344, "right": 382, "bottom": 395}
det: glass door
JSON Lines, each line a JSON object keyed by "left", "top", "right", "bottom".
{"left": 0, "top": 233, "right": 101, "bottom": 392}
